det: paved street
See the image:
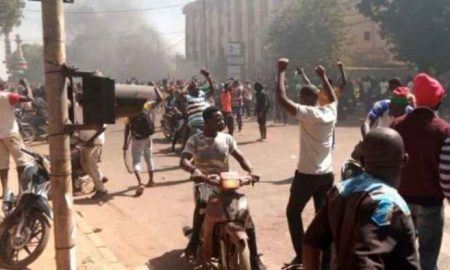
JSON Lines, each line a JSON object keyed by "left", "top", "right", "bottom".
{"left": 65, "top": 118, "right": 450, "bottom": 269}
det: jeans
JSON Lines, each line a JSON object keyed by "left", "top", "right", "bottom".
{"left": 409, "top": 204, "right": 444, "bottom": 270}
{"left": 286, "top": 171, "right": 334, "bottom": 263}
{"left": 233, "top": 106, "right": 243, "bottom": 131}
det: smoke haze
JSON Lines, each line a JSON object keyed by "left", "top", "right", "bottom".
{"left": 65, "top": 0, "right": 173, "bottom": 82}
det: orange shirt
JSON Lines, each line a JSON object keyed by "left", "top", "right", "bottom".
{"left": 318, "top": 87, "right": 341, "bottom": 106}
{"left": 221, "top": 91, "right": 232, "bottom": 112}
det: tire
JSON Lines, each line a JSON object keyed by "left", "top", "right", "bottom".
{"left": 0, "top": 211, "right": 51, "bottom": 269}
{"left": 20, "top": 125, "right": 36, "bottom": 145}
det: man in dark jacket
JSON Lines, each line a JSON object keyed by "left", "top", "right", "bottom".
{"left": 391, "top": 73, "right": 448, "bottom": 270}
{"left": 254, "top": 82, "right": 270, "bottom": 141}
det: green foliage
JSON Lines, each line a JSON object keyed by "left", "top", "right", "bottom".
{"left": 22, "top": 43, "right": 44, "bottom": 83}
{"left": 358, "top": 0, "right": 450, "bottom": 73}
{"left": 0, "top": 0, "right": 25, "bottom": 34}
{"left": 267, "top": 0, "right": 345, "bottom": 73}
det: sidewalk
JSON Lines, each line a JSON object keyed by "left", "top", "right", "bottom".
{"left": 28, "top": 210, "right": 126, "bottom": 270}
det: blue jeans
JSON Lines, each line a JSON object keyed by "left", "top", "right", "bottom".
{"left": 409, "top": 204, "right": 444, "bottom": 270}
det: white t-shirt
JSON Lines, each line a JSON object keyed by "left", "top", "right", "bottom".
{"left": 295, "top": 102, "right": 337, "bottom": 174}
{"left": 0, "top": 92, "right": 20, "bottom": 139}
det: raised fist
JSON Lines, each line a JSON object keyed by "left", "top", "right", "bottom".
{"left": 278, "top": 58, "right": 289, "bottom": 73}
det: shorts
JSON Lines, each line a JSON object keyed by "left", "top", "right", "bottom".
{"left": 0, "top": 133, "right": 31, "bottom": 170}
{"left": 256, "top": 112, "right": 267, "bottom": 125}
{"left": 131, "top": 136, "right": 155, "bottom": 172}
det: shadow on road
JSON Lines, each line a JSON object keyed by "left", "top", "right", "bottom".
{"left": 238, "top": 140, "right": 260, "bottom": 146}
{"left": 153, "top": 137, "right": 169, "bottom": 144}
{"left": 154, "top": 178, "right": 191, "bottom": 188}
{"left": 261, "top": 177, "right": 293, "bottom": 185}
{"left": 73, "top": 186, "right": 136, "bottom": 205}
{"left": 146, "top": 249, "right": 193, "bottom": 270}
{"left": 154, "top": 165, "right": 181, "bottom": 173}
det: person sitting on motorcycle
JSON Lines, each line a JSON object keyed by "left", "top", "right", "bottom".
{"left": 180, "top": 106, "right": 266, "bottom": 270}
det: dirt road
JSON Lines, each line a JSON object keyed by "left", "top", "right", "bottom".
{"left": 63, "top": 119, "right": 450, "bottom": 269}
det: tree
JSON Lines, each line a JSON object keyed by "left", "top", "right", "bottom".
{"left": 0, "top": 0, "right": 25, "bottom": 34}
{"left": 267, "top": 0, "right": 345, "bottom": 76}
{"left": 22, "top": 43, "right": 45, "bottom": 83}
{"left": 357, "top": 0, "right": 450, "bottom": 73}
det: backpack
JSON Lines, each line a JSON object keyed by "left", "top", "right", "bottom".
{"left": 129, "top": 112, "right": 155, "bottom": 139}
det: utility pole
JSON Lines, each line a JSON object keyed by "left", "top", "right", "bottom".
{"left": 203, "top": 0, "right": 208, "bottom": 69}
{"left": 40, "top": 0, "right": 75, "bottom": 269}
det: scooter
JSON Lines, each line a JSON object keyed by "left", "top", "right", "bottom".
{"left": 185, "top": 172, "right": 258, "bottom": 270}
{"left": 0, "top": 149, "right": 52, "bottom": 269}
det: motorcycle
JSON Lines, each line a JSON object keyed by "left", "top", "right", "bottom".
{"left": 0, "top": 149, "right": 52, "bottom": 269}
{"left": 185, "top": 172, "right": 258, "bottom": 270}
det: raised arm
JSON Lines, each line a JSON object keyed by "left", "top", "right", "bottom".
{"left": 276, "top": 58, "right": 298, "bottom": 116}
{"left": 150, "top": 81, "right": 164, "bottom": 105}
{"left": 337, "top": 61, "right": 348, "bottom": 91}
{"left": 19, "top": 78, "right": 34, "bottom": 101}
{"left": 315, "top": 66, "right": 336, "bottom": 104}
{"left": 201, "top": 69, "right": 215, "bottom": 99}
{"left": 123, "top": 122, "right": 131, "bottom": 151}
{"left": 296, "top": 66, "right": 312, "bottom": 85}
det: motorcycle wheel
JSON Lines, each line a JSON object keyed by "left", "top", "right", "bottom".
{"left": 20, "top": 126, "right": 36, "bottom": 145}
{"left": 0, "top": 211, "right": 50, "bottom": 269}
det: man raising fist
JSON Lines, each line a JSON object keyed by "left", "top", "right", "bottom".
{"left": 276, "top": 58, "right": 337, "bottom": 269}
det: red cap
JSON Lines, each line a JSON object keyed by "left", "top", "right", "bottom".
{"left": 414, "top": 73, "right": 445, "bottom": 108}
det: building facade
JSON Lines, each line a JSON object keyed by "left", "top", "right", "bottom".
{"left": 182, "top": 0, "right": 402, "bottom": 80}
{"left": 183, "top": 0, "right": 284, "bottom": 80}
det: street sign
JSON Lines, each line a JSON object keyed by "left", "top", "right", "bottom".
{"left": 227, "top": 56, "right": 244, "bottom": 65}
{"left": 226, "top": 43, "right": 242, "bottom": 56}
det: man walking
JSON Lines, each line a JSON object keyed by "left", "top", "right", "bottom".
{"left": 391, "top": 73, "right": 448, "bottom": 270}
{"left": 220, "top": 82, "right": 234, "bottom": 135}
{"left": 276, "top": 58, "right": 337, "bottom": 269}
{"left": 123, "top": 84, "right": 163, "bottom": 197}
{"left": 231, "top": 80, "right": 244, "bottom": 132}
{"left": 0, "top": 79, "right": 33, "bottom": 212}
{"left": 254, "top": 82, "right": 270, "bottom": 141}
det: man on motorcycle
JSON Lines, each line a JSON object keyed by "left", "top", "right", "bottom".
{"left": 0, "top": 79, "right": 34, "bottom": 212}
{"left": 180, "top": 106, "right": 266, "bottom": 270}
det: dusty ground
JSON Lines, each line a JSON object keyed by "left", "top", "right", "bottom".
{"left": 4, "top": 116, "right": 449, "bottom": 269}
{"left": 64, "top": 118, "right": 450, "bottom": 270}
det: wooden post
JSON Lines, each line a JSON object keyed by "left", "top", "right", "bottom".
{"left": 40, "top": 0, "right": 76, "bottom": 269}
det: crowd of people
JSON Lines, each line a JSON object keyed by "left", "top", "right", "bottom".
{"left": 1, "top": 57, "right": 450, "bottom": 270}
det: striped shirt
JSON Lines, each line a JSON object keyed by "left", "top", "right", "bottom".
{"left": 438, "top": 137, "right": 450, "bottom": 202}
{"left": 186, "top": 91, "right": 209, "bottom": 128}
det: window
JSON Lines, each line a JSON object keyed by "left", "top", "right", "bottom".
{"left": 364, "top": 31, "right": 371, "bottom": 41}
